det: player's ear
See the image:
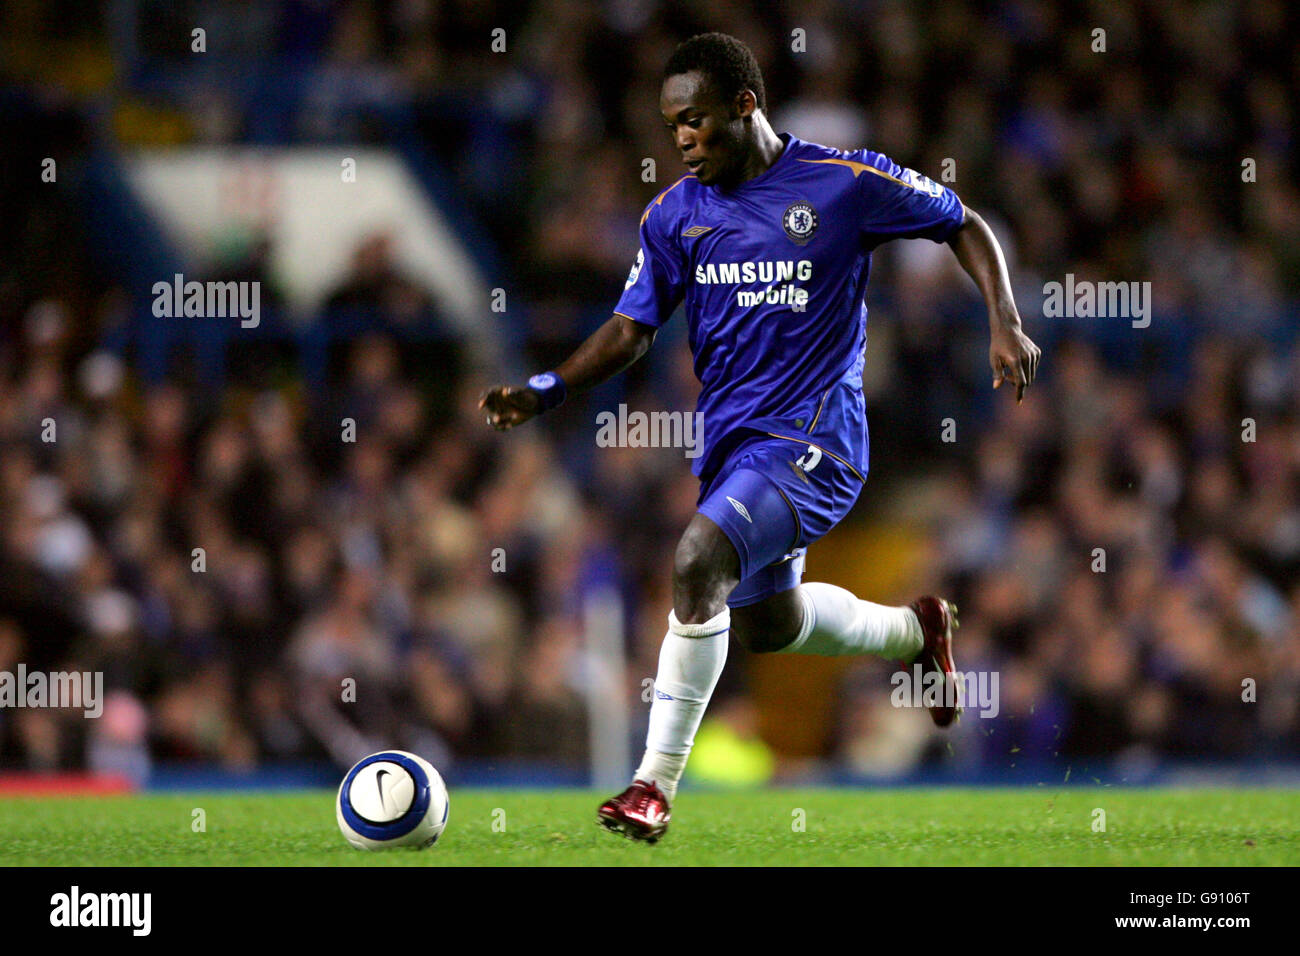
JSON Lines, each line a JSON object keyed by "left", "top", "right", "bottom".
{"left": 735, "top": 89, "right": 757, "bottom": 119}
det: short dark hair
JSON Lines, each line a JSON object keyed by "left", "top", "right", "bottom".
{"left": 664, "top": 32, "right": 766, "bottom": 112}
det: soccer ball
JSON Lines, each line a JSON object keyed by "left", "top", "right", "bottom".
{"left": 336, "top": 750, "right": 450, "bottom": 850}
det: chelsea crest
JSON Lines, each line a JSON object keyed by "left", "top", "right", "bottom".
{"left": 782, "top": 201, "right": 818, "bottom": 245}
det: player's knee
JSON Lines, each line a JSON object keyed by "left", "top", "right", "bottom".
{"left": 672, "top": 522, "right": 736, "bottom": 620}
{"left": 670, "top": 522, "right": 722, "bottom": 590}
{"left": 672, "top": 535, "right": 714, "bottom": 596}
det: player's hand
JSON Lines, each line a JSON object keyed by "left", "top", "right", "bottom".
{"left": 479, "top": 385, "right": 541, "bottom": 430}
{"left": 989, "top": 324, "right": 1040, "bottom": 404}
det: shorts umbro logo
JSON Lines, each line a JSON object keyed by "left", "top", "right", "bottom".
{"left": 726, "top": 496, "right": 753, "bottom": 523}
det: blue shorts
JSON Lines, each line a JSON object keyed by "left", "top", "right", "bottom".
{"left": 697, "top": 433, "right": 866, "bottom": 608}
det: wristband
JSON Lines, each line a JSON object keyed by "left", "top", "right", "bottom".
{"left": 526, "top": 371, "right": 567, "bottom": 412}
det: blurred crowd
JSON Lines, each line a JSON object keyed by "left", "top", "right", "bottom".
{"left": 1, "top": 0, "right": 1297, "bottom": 780}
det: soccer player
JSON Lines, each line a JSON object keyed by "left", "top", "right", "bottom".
{"left": 480, "top": 32, "right": 1040, "bottom": 842}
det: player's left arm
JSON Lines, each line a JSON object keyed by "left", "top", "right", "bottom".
{"left": 947, "top": 207, "right": 1041, "bottom": 403}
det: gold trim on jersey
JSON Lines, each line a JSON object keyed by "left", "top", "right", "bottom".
{"left": 640, "top": 175, "right": 695, "bottom": 226}
{"left": 797, "top": 157, "right": 910, "bottom": 187}
{"left": 808, "top": 388, "right": 831, "bottom": 433}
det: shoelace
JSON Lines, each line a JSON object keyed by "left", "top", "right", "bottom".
{"left": 630, "top": 783, "right": 662, "bottom": 815}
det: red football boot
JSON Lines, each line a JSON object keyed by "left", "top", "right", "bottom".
{"left": 906, "top": 597, "right": 962, "bottom": 727}
{"left": 597, "top": 780, "right": 671, "bottom": 843}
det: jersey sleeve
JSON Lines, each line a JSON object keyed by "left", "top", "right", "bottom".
{"left": 854, "top": 151, "right": 966, "bottom": 246}
{"left": 612, "top": 198, "right": 686, "bottom": 328}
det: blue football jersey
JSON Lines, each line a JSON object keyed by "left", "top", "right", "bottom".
{"left": 613, "top": 133, "right": 965, "bottom": 479}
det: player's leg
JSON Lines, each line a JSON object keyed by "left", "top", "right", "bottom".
{"left": 725, "top": 438, "right": 962, "bottom": 726}
{"left": 636, "top": 512, "right": 738, "bottom": 793}
{"left": 671, "top": 511, "right": 741, "bottom": 622}
{"left": 598, "top": 513, "right": 739, "bottom": 840}
{"left": 731, "top": 581, "right": 961, "bottom": 724}
{"left": 600, "top": 453, "right": 795, "bottom": 840}
{"left": 731, "top": 581, "right": 923, "bottom": 660}
{"left": 615, "top": 459, "right": 821, "bottom": 803}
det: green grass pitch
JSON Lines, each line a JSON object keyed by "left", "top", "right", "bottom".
{"left": 0, "top": 788, "right": 1295, "bottom": 866}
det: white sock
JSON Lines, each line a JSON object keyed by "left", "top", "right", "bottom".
{"left": 777, "top": 582, "right": 923, "bottom": 660}
{"left": 634, "top": 606, "right": 730, "bottom": 803}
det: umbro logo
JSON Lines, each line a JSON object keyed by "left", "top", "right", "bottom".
{"left": 682, "top": 225, "right": 714, "bottom": 238}
{"left": 726, "top": 496, "right": 753, "bottom": 523}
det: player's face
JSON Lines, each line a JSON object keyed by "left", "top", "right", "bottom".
{"left": 660, "top": 71, "right": 753, "bottom": 187}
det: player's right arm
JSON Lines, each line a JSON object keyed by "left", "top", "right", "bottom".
{"left": 480, "top": 185, "right": 688, "bottom": 431}
{"left": 480, "top": 316, "right": 657, "bottom": 430}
